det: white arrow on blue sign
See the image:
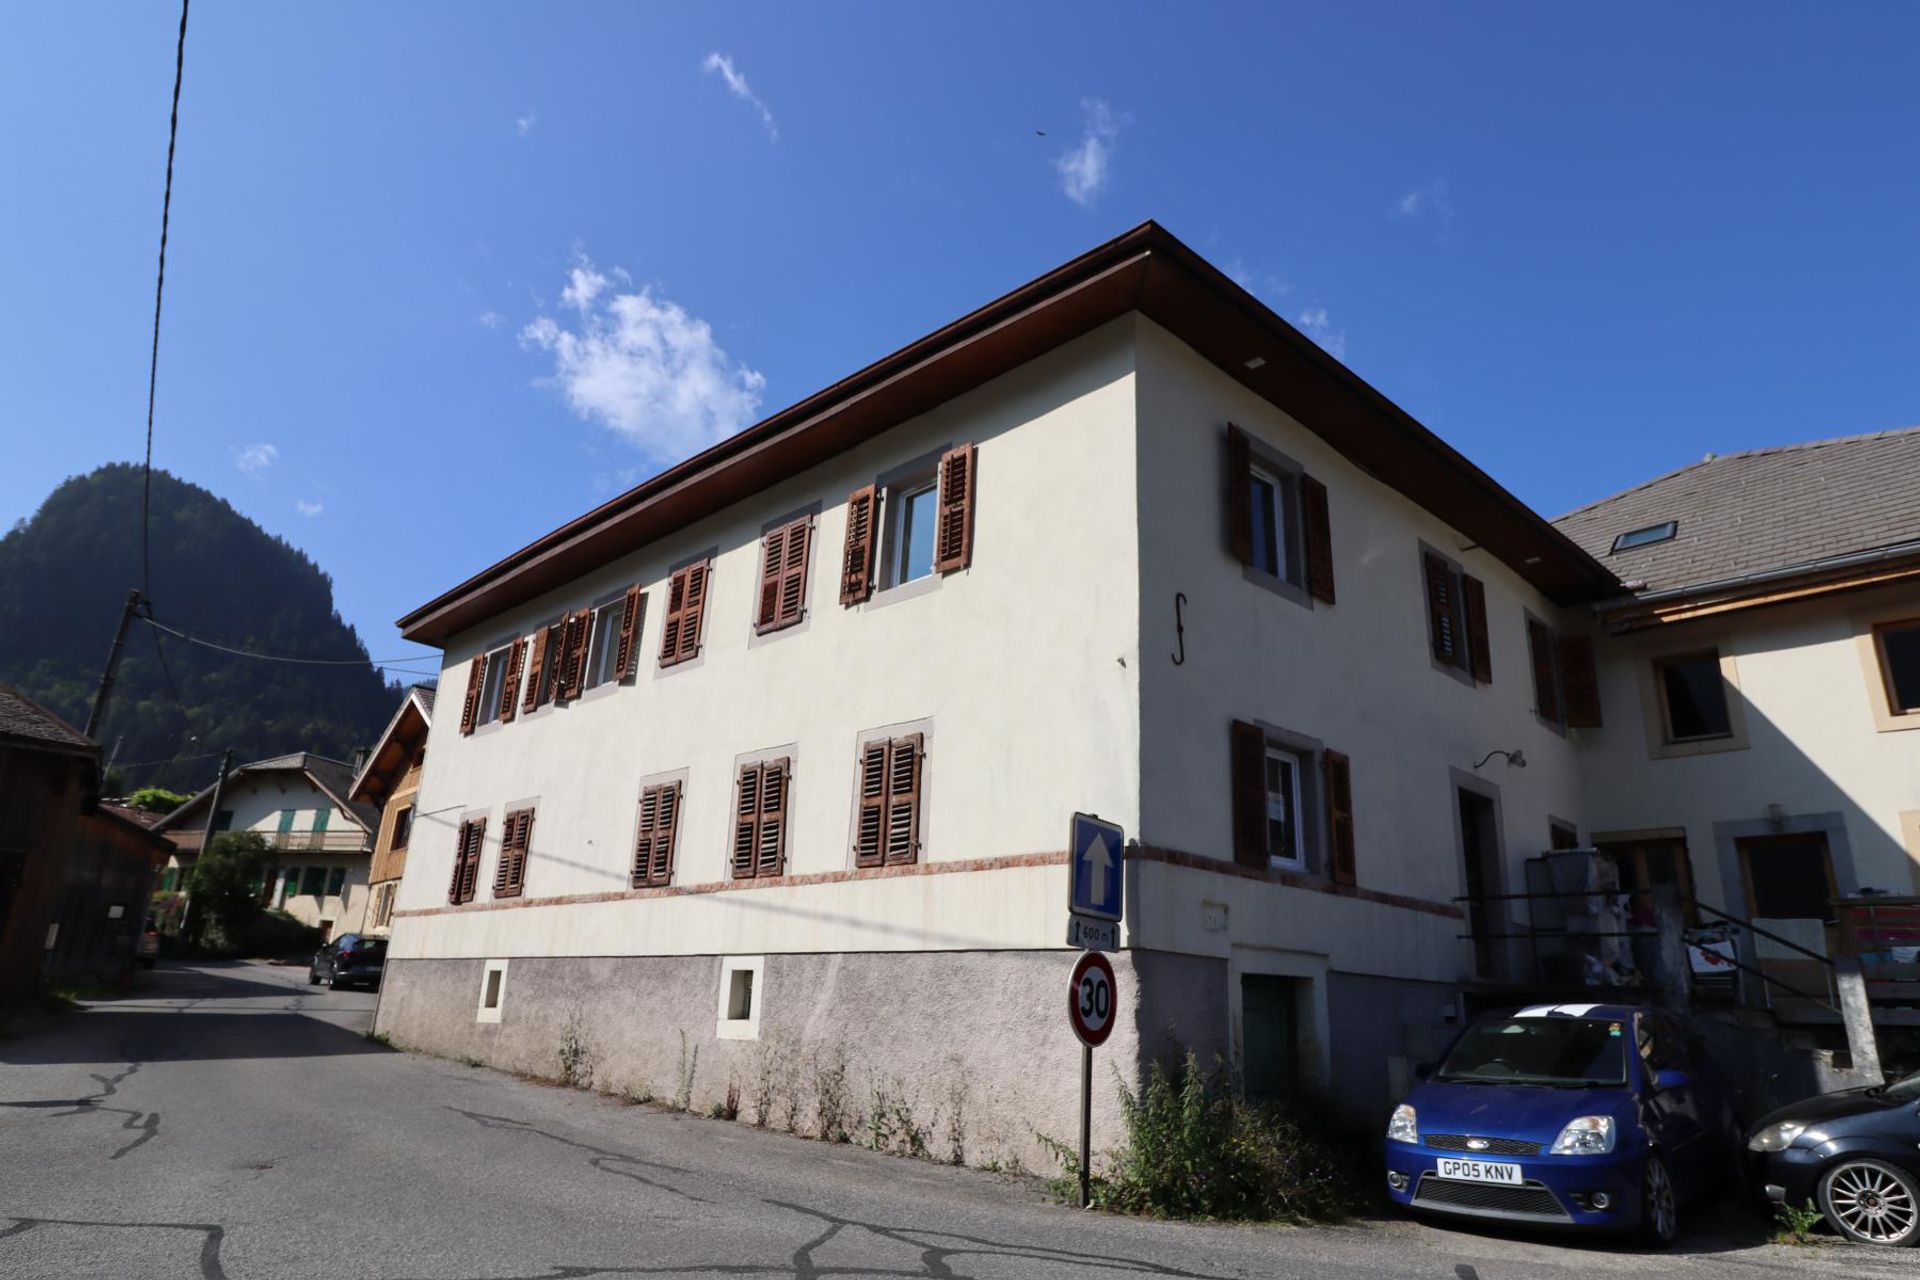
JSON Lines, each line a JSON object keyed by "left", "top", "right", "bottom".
{"left": 1068, "top": 812, "right": 1125, "bottom": 923}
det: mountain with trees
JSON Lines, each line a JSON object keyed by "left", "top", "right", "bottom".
{"left": 0, "top": 463, "right": 401, "bottom": 793}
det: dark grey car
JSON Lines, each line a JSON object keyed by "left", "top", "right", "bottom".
{"left": 309, "top": 934, "right": 386, "bottom": 990}
{"left": 1749, "top": 1070, "right": 1920, "bottom": 1246}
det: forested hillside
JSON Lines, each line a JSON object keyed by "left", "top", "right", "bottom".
{"left": 0, "top": 464, "right": 399, "bottom": 792}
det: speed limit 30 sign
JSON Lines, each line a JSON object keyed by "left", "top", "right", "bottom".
{"left": 1068, "top": 950, "right": 1117, "bottom": 1047}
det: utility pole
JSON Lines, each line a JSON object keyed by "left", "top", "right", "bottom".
{"left": 84, "top": 589, "right": 146, "bottom": 742}
{"left": 178, "top": 748, "right": 232, "bottom": 943}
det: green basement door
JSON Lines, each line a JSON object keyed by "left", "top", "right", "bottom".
{"left": 1241, "top": 974, "right": 1302, "bottom": 1103}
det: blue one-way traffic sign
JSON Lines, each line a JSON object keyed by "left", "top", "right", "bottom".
{"left": 1069, "top": 812, "right": 1124, "bottom": 923}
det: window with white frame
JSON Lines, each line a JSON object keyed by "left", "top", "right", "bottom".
{"left": 715, "top": 955, "right": 764, "bottom": 1040}
{"left": 1248, "top": 465, "right": 1301, "bottom": 584}
{"left": 583, "top": 594, "right": 627, "bottom": 690}
{"left": 475, "top": 640, "right": 517, "bottom": 726}
{"left": 1264, "top": 745, "right": 1307, "bottom": 869}
{"left": 881, "top": 472, "right": 940, "bottom": 589}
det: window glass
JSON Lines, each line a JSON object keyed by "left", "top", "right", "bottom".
{"left": 477, "top": 645, "right": 512, "bottom": 724}
{"left": 1880, "top": 621, "right": 1920, "bottom": 713}
{"left": 300, "top": 866, "right": 327, "bottom": 897}
{"left": 895, "top": 482, "right": 939, "bottom": 585}
{"left": 585, "top": 598, "right": 626, "bottom": 689}
{"left": 391, "top": 805, "right": 413, "bottom": 850}
{"left": 1742, "top": 834, "right": 1834, "bottom": 921}
{"left": 1659, "top": 654, "right": 1732, "bottom": 740}
{"left": 1436, "top": 1017, "right": 1628, "bottom": 1087}
{"left": 1249, "top": 472, "right": 1280, "bottom": 577}
{"left": 1264, "top": 748, "right": 1302, "bottom": 866}
{"left": 1611, "top": 521, "right": 1677, "bottom": 553}
{"left": 326, "top": 867, "right": 346, "bottom": 898}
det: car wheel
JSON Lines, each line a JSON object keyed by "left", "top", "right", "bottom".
{"left": 1640, "top": 1153, "right": 1679, "bottom": 1247}
{"left": 1820, "top": 1158, "right": 1920, "bottom": 1247}
{"left": 308, "top": 968, "right": 321, "bottom": 986}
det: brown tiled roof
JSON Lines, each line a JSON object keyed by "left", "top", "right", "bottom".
{"left": 1553, "top": 426, "right": 1920, "bottom": 596}
{"left": 0, "top": 684, "right": 96, "bottom": 757}
{"left": 98, "top": 802, "right": 166, "bottom": 829}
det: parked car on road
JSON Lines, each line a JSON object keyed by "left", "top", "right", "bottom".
{"left": 309, "top": 934, "right": 386, "bottom": 990}
{"left": 1384, "top": 1002, "right": 1740, "bottom": 1245}
{"left": 1749, "top": 1069, "right": 1920, "bottom": 1246}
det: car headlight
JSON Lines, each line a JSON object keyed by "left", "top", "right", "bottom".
{"left": 1387, "top": 1104, "right": 1419, "bottom": 1144}
{"left": 1746, "top": 1121, "right": 1808, "bottom": 1153}
{"left": 1549, "top": 1115, "right": 1615, "bottom": 1155}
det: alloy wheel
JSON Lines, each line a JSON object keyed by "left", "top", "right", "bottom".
{"left": 1643, "top": 1154, "right": 1678, "bottom": 1246}
{"left": 1822, "top": 1160, "right": 1920, "bottom": 1246}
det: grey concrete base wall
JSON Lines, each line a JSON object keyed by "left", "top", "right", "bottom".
{"left": 1325, "top": 970, "right": 1462, "bottom": 1125}
{"left": 377, "top": 948, "right": 1224, "bottom": 1172}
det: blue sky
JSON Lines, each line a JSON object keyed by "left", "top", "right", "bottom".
{"left": 5, "top": 4, "right": 1917, "bottom": 674}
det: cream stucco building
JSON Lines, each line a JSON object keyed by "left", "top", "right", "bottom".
{"left": 375, "top": 224, "right": 1919, "bottom": 1161}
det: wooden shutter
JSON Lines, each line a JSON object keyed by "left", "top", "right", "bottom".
{"left": 1230, "top": 719, "right": 1268, "bottom": 869}
{"left": 1423, "top": 552, "right": 1457, "bottom": 665}
{"left": 494, "top": 808, "right": 532, "bottom": 898}
{"left": 1528, "top": 619, "right": 1561, "bottom": 723}
{"left": 883, "top": 734, "right": 923, "bottom": 865}
{"left": 840, "top": 485, "right": 879, "bottom": 605}
{"left": 731, "top": 763, "right": 762, "bottom": 878}
{"left": 661, "top": 563, "right": 709, "bottom": 666}
{"left": 560, "top": 608, "right": 592, "bottom": 699}
{"left": 1324, "top": 749, "right": 1356, "bottom": 887}
{"left": 521, "top": 626, "right": 550, "bottom": 714}
{"left": 459, "top": 654, "right": 486, "bottom": 736}
{"left": 613, "top": 586, "right": 645, "bottom": 681}
{"left": 1225, "top": 425, "right": 1253, "bottom": 563}
{"left": 1301, "top": 474, "right": 1335, "bottom": 604}
{"left": 449, "top": 818, "right": 485, "bottom": 905}
{"left": 632, "top": 781, "right": 680, "bottom": 888}
{"left": 756, "top": 758, "right": 789, "bottom": 877}
{"left": 933, "top": 443, "right": 976, "bottom": 573}
{"left": 496, "top": 638, "right": 527, "bottom": 724}
{"left": 1558, "top": 635, "right": 1603, "bottom": 728}
{"left": 756, "top": 522, "right": 788, "bottom": 632}
{"left": 853, "top": 740, "right": 888, "bottom": 868}
{"left": 1461, "top": 574, "right": 1492, "bottom": 684}
{"left": 551, "top": 613, "right": 579, "bottom": 701}
{"left": 757, "top": 518, "right": 810, "bottom": 632}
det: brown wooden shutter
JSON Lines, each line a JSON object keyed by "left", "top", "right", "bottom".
{"left": 459, "top": 654, "right": 486, "bottom": 736}
{"left": 1423, "top": 552, "right": 1457, "bottom": 665}
{"left": 1225, "top": 425, "right": 1253, "bottom": 564}
{"left": 883, "top": 734, "right": 923, "bottom": 865}
{"left": 497, "top": 638, "right": 527, "bottom": 724}
{"left": 1301, "top": 474, "right": 1335, "bottom": 604}
{"left": 1230, "top": 719, "right": 1268, "bottom": 869}
{"left": 1461, "top": 574, "right": 1491, "bottom": 685}
{"left": 494, "top": 808, "right": 532, "bottom": 898}
{"left": 1558, "top": 635, "right": 1603, "bottom": 728}
{"left": 662, "top": 563, "right": 709, "bottom": 666}
{"left": 1528, "top": 619, "right": 1561, "bottom": 723}
{"left": 613, "top": 586, "right": 645, "bottom": 681}
{"left": 731, "top": 763, "right": 762, "bottom": 878}
{"left": 1323, "top": 749, "right": 1356, "bottom": 886}
{"left": 756, "top": 758, "right": 789, "bottom": 877}
{"left": 521, "top": 627, "right": 550, "bottom": 714}
{"left": 840, "top": 485, "right": 878, "bottom": 605}
{"left": 660, "top": 569, "right": 688, "bottom": 665}
{"left": 756, "top": 523, "right": 788, "bottom": 632}
{"left": 643, "top": 781, "right": 681, "bottom": 885}
{"left": 552, "top": 613, "right": 580, "bottom": 701}
{"left": 779, "top": 518, "right": 810, "bottom": 627}
{"left": 449, "top": 817, "right": 485, "bottom": 905}
{"left": 632, "top": 786, "right": 661, "bottom": 886}
{"left": 933, "top": 443, "right": 976, "bottom": 573}
{"left": 853, "top": 740, "right": 888, "bottom": 868}
{"left": 562, "top": 608, "right": 593, "bottom": 699}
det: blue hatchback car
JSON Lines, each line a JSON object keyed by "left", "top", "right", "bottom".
{"left": 1384, "top": 1003, "right": 1739, "bottom": 1245}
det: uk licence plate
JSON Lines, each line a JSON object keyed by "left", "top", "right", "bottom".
{"left": 1434, "top": 1158, "right": 1522, "bottom": 1184}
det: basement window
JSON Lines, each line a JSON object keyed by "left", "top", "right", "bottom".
{"left": 477, "top": 959, "right": 509, "bottom": 1023}
{"left": 715, "top": 955, "right": 764, "bottom": 1041}
{"left": 1610, "top": 521, "right": 1677, "bottom": 554}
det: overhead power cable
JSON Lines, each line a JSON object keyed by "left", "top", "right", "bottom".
{"left": 141, "top": 615, "right": 440, "bottom": 669}
{"left": 141, "top": 0, "right": 191, "bottom": 598}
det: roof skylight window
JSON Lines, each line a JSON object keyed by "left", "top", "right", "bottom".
{"left": 1610, "top": 521, "right": 1677, "bottom": 554}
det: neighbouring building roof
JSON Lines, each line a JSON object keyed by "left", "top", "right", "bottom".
{"left": 154, "top": 751, "right": 379, "bottom": 834}
{"left": 0, "top": 684, "right": 97, "bottom": 759}
{"left": 97, "top": 802, "right": 166, "bottom": 830}
{"left": 1554, "top": 426, "right": 1920, "bottom": 597}
{"left": 349, "top": 685, "right": 435, "bottom": 808}
{"left": 398, "top": 221, "right": 1622, "bottom": 646}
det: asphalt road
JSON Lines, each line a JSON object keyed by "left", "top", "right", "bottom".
{"left": 0, "top": 961, "right": 1905, "bottom": 1280}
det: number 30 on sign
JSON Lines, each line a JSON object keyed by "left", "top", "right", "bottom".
{"left": 1068, "top": 951, "right": 1117, "bottom": 1047}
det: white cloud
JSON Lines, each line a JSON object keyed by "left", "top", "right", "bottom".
{"left": 295, "top": 499, "right": 324, "bottom": 517}
{"left": 1394, "top": 179, "right": 1454, "bottom": 240}
{"left": 1055, "top": 98, "right": 1123, "bottom": 206}
{"left": 477, "top": 310, "right": 505, "bottom": 329}
{"left": 515, "top": 110, "right": 537, "bottom": 137}
{"left": 232, "top": 443, "right": 278, "bottom": 476}
{"left": 1225, "top": 258, "right": 1292, "bottom": 307}
{"left": 520, "top": 255, "right": 766, "bottom": 465}
{"left": 702, "top": 52, "right": 777, "bottom": 141}
{"left": 1294, "top": 307, "right": 1348, "bottom": 361}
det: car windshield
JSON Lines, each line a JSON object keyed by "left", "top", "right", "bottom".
{"left": 1435, "top": 1017, "right": 1628, "bottom": 1088}
{"left": 1876, "top": 1069, "right": 1920, "bottom": 1101}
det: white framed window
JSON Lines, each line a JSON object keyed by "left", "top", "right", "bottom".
{"left": 882, "top": 475, "right": 940, "bottom": 589}
{"left": 476, "top": 958, "right": 510, "bottom": 1023}
{"left": 1248, "top": 465, "right": 1298, "bottom": 583}
{"left": 1265, "top": 746, "right": 1306, "bottom": 869}
{"left": 475, "top": 641, "right": 517, "bottom": 726}
{"left": 583, "top": 594, "right": 627, "bottom": 690}
{"left": 715, "top": 955, "right": 764, "bottom": 1040}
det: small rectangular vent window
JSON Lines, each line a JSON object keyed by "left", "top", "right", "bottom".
{"left": 1611, "top": 521, "right": 1677, "bottom": 553}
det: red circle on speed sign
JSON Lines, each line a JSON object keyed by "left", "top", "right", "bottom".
{"left": 1069, "top": 951, "right": 1117, "bottom": 1047}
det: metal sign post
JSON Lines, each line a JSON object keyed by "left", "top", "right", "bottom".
{"left": 1066, "top": 812, "right": 1124, "bottom": 1207}
{"left": 1068, "top": 949, "right": 1116, "bottom": 1207}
